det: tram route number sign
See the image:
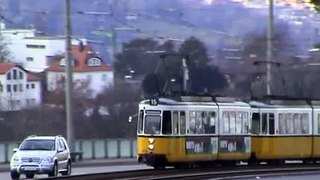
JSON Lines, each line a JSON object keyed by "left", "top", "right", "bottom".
{"left": 149, "top": 98, "right": 159, "bottom": 106}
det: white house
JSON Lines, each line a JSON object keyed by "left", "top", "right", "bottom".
{"left": 46, "top": 44, "right": 114, "bottom": 98}
{"left": 1, "top": 21, "right": 87, "bottom": 73}
{"left": 0, "top": 63, "right": 42, "bottom": 111}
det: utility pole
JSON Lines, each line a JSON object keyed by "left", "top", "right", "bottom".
{"left": 64, "top": 0, "right": 75, "bottom": 153}
{"left": 266, "top": 0, "right": 274, "bottom": 96}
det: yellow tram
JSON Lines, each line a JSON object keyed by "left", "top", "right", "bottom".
{"left": 137, "top": 96, "right": 251, "bottom": 168}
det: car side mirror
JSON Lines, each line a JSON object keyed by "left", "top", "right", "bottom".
{"left": 13, "top": 148, "right": 18, "bottom": 153}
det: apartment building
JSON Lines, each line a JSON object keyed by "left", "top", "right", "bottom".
{"left": 1, "top": 22, "right": 87, "bottom": 72}
{"left": 0, "top": 63, "right": 41, "bottom": 111}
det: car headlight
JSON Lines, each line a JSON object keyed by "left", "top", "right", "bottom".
{"left": 10, "top": 155, "right": 20, "bottom": 167}
{"left": 11, "top": 155, "right": 20, "bottom": 162}
{"left": 41, "top": 157, "right": 53, "bottom": 163}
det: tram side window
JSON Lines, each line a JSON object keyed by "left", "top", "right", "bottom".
{"left": 293, "top": 114, "right": 302, "bottom": 134}
{"left": 223, "top": 111, "right": 247, "bottom": 134}
{"left": 318, "top": 114, "right": 320, "bottom": 134}
{"left": 242, "top": 112, "right": 249, "bottom": 133}
{"left": 173, "top": 111, "right": 179, "bottom": 135}
{"left": 138, "top": 110, "right": 144, "bottom": 134}
{"left": 197, "top": 112, "right": 205, "bottom": 134}
{"left": 236, "top": 112, "right": 242, "bottom": 134}
{"left": 279, "top": 113, "right": 309, "bottom": 135}
{"left": 201, "top": 112, "right": 208, "bottom": 134}
{"left": 208, "top": 112, "right": 216, "bottom": 134}
{"left": 189, "top": 111, "right": 196, "bottom": 134}
{"left": 162, "top": 111, "right": 172, "bottom": 134}
{"left": 286, "top": 114, "right": 294, "bottom": 134}
{"left": 262, "top": 113, "right": 268, "bottom": 134}
{"left": 223, "top": 112, "right": 230, "bottom": 134}
{"left": 269, "top": 114, "right": 275, "bottom": 134}
{"left": 251, "top": 113, "right": 260, "bottom": 134}
{"left": 279, "top": 114, "right": 285, "bottom": 134}
{"left": 301, "top": 113, "right": 309, "bottom": 134}
{"left": 230, "top": 112, "right": 236, "bottom": 134}
{"left": 180, "top": 111, "right": 186, "bottom": 134}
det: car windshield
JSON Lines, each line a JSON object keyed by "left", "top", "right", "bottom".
{"left": 19, "top": 139, "right": 55, "bottom": 151}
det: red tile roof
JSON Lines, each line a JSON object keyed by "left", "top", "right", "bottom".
{"left": 0, "top": 63, "right": 41, "bottom": 81}
{"left": 0, "top": 63, "right": 18, "bottom": 74}
{"left": 46, "top": 44, "right": 113, "bottom": 72}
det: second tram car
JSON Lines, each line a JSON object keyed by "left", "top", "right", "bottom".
{"left": 249, "top": 99, "right": 320, "bottom": 163}
{"left": 249, "top": 99, "right": 313, "bottom": 163}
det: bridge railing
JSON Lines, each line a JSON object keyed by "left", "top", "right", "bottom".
{"left": 0, "top": 138, "right": 137, "bottom": 163}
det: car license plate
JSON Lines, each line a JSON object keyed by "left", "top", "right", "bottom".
{"left": 24, "top": 167, "right": 37, "bottom": 171}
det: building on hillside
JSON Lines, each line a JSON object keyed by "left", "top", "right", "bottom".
{"left": 0, "top": 63, "right": 42, "bottom": 111}
{"left": 1, "top": 21, "right": 87, "bottom": 73}
{"left": 46, "top": 44, "right": 114, "bottom": 99}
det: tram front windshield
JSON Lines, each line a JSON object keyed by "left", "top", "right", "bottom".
{"left": 145, "top": 115, "right": 161, "bottom": 134}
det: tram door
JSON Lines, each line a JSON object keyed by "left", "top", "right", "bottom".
{"left": 251, "top": 111, "right": 275, "bottom": 159}
{"left": 261, "top": 113, "right": 275, "bottom": 135}
{"left": 251, "top": 112, "right": 275, "bottom": 135}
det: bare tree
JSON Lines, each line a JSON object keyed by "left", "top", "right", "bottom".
{"left": 0, "top": 33, "right": 11, "bottom": 62}
{"left": 96, "top": 80, "right": 141, "bottom": 138}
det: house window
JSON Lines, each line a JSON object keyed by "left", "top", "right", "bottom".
{"left": 87, "top": 57, "right": 102, "bottom": 66}
{"left": 7, "top": 72, "right": 11, "bottom": 80}
{"left": 102, "top": 74, "right": 108, "bottom": 81}
{"left": 26, "top": 57, "right": 34, "bottom": 62}
{"left": 31, "top": 83, "right": 35, "bottom": 89}
{"left": 19, "top": 84, "right": 23, "bottom": 92}
{"left": 7, "top": 85, "right": 11, "bottom": 92}
{"left": 26, "top": 84, "right": 29, "bottom": 89}
{"left": 87, "top": 75, "right": 92, "bottom": 81}
{"left": 16, "top": 100, "right": 20, "bottom": 108}
{"left": 13, "top": 69, "right": 17, "bottom": 80}
{"left": 26, "top": 44, "right": 46, "bottom": 49}
{"left": 13, "top": 84, "right": 17, "bottom": 92}
{"left": 19, "top": 72, "right": 24, "bottom": 79}
{"left": 26, "top": 99, "right": 36, "bottom": 106}
{"left": 59, "top": 58, "right": 75, "bottom": 67}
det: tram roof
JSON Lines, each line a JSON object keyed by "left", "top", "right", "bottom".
{"left": 249, "top": 100, "right": 311, "bottom": 108}
{"left": 139, "top": 96, "right": 249, "bottom": 106}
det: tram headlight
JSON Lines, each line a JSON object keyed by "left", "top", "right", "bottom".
{"left": 148, "top": 144, "right": 155, "bottom": 150}
{"left": 148, "top": 138, "right": 154, "bottom": 144}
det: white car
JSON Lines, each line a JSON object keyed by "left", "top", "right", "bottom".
{"left": 10, "top": 135, "right": 71, "bottom": 179}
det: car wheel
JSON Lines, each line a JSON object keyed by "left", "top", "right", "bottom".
{"left": 10, "top": 171, "right": 20, "bottom": 180}
{"left": 61, "top": 161, "right": 71, "bottom": 176}
{"left": 48, "top": 162, "right": 58, "bottom": 177}
{"left": 25, "top": 173, "right": 34, "bottom": 179}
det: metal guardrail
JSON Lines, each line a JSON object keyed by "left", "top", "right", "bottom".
{"left": 0, "top": 138, "right": 137, "bottom": 163}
